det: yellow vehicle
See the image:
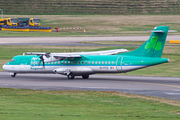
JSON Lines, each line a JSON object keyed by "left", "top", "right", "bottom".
{"left": 0, "top": 18, "right": 18, "bottom": 26}
{"left": 18, "top": 18, "right": 40, "bottom": 27}
{"left": 29, "top": 18, "right": 40, "bottom": 27}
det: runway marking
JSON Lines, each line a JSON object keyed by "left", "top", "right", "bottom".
{"left": 128, "top": 82, "right": 180, "bottom": 89}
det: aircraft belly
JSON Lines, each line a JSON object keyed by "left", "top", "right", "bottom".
{"left": 122, "top": 65, "right": 147, "bottom": 72}
{"left": 72, "top": 67, "right": 94, "bottom": 75}
{"left": 53, "top": 66, "right": 118, "bottom": 75}
{"left": 6, "top": 65, "right": 56, "bottom": 73}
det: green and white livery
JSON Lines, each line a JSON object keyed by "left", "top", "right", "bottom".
{"left": 3, "top": 26, "right": 169, "bottom": 79}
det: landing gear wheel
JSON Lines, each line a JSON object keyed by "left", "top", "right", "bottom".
{"left": 67, "top": 74, "right": 75, "bottom": 79}
{"left": 10, "top": 73, "right": 17, "bottom": 77}
{"left": 82, "top": 75, "right": 89, "bottom": 79}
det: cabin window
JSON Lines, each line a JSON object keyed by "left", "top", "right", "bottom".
{"left": 92, "top": 61, "right": 94, "bottom": 64}
{"left": 85, "top": 61, "right": 87, "bottom": 64}
{"left": 35, "top": 62, "right": 37, "bottom": 64}
{"left": 112, "top": 61, "right": 114, "bottom": 64}
{"left": 108, "top": 61, "right": 110, "bottom": 64}
{"left": 105, "top": 61, "right": 107, "bottom": 64}
{"left": 102, "top": 61, "right": 104, "bottom": 64}
{"left": 65, "top": 61, "right": 67, "bottom": 64}
{"left": 75, "top": 61, "right": 77, "bottom": 64}
{"left": 88, "top": 61, "right": 90, "bottom": 64}
{"left": 58, "top": 61, "right": 60, "bottom": 64}
{"left": 68, "top": 61, "right": 70, "bottom": 64}
{"left": 61, "top": 61, "right": 63, "bottom": 64}
{"left": 82, "top": 61, "right": 84, "bottom": 64}
{"left": 99, "top": 61, "right": 101, "bottom": 64}
{"left": 71, "top": 61, "right": 73, "bottom": 64}
{"left": 78, "top": 61, "right": 80, "bottom": 64}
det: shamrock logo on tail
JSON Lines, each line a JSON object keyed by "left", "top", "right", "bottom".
{"left": 145, "top": 36, "right": 162, "bottom": 53}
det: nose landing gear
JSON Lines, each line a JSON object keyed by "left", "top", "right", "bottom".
{"left": 10, "top": 73, "right": 17, "bottom": 77}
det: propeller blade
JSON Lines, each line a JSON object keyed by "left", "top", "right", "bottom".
{"left": 38, "top": 55, "right": 45, "bottom": 70}
{"left": 38, "top": 60, "right": 42, "bottom": 66}
{"left": 42, "top": 58, "right": 45, "bottom": 70}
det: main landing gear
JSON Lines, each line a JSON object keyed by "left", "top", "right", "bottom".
{"left": 67, "top": 74, "right": 89, "bottom": 79}
{"left": 67, "top": 73, "right": 75, "bottom": 79}
{"left": 82, "top": 75, "right": 89, "bottom": 79}
{"left": 10, "top": 73, "right": 17, "bottom": 77}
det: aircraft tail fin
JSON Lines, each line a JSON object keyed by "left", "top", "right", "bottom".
{"left": 121, "top": 26, "right": 169, "bottom": 58}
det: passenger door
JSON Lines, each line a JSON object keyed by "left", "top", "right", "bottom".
{"left": 116, "top": 57, "right": 123, "bottom": 71}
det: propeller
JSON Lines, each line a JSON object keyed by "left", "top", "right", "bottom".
{"left": 38, "top": 55, "right": 45, "bottom": 70}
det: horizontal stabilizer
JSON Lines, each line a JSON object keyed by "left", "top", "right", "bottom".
{"left": 146, "top": 30, "right": 177, "bottom": 33}
{"left": 146, "top": 30, "right": 164, "bottom": 33}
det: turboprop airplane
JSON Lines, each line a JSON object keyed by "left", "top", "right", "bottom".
{"left": 3, "top": 26, "right": 169, "bottom": 79}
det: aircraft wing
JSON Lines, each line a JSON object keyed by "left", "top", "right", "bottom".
{"left": 52, "top": 49, "right": 128, "bottom": 56}
{"left": 26, "top": 49, "right": 128, "bottom": 62}
{"left": 27, "top": 49, "right": 128, "bottom": 56}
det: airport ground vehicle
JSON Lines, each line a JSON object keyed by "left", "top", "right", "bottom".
{"left": 0, "top": 18, "right": 18, "bottom": 29}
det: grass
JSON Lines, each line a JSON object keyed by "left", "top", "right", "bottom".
{"left": 0, "top": 88, "right": 180, "bottom": 120}
{"left": 0, "top": 15, "right": 180, "bottom": 36}
{"left": 1, "top": 0, "right": 180, "bottom": 15}
{"left": 1, "top": 44, "right": 180, "bottom": 77}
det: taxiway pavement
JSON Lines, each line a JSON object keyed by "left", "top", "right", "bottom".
{"left": 0, "top": 72, "right": 180, "bottom": 101}
{"left": 0, "top": 35, "right": 180, "bottom": 46}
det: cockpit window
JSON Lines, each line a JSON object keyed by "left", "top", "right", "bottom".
{"left": 10, "top": 59, "right": 15, "bottom": 62}
{"left": 33, "top": 19, "right": 40, "bottom": 23}
{"left": 11, "top": 18, "right": 18, "bottom": 23}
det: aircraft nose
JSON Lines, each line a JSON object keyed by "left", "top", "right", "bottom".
{"left": 2, "top": 64, "right": 7, "bottom": 71}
